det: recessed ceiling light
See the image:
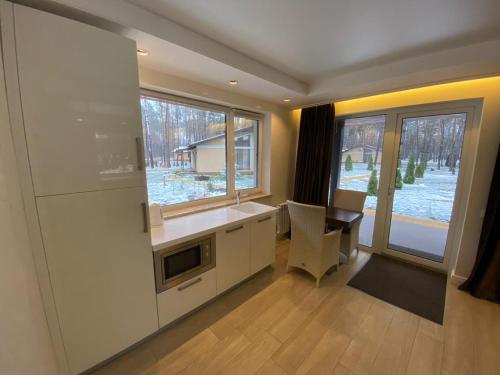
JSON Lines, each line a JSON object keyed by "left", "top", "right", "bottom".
{"left": 283, "top": 98, "right": 291, "bottom": 102}
{"left": 228, "top": 80, "right": 238, "bottom": 85}
{"left": 137, "top": 48, "right": 149, "bottom": 56}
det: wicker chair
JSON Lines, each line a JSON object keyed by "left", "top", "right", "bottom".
{"left": 286, "top": 200, "right": 341, "bottom": 287}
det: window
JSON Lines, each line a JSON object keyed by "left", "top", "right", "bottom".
{"left": 140, "top": 91, "right": 262, "bottom": 207}
{"left": 234, "top": 115, "right": 259, "bottom": 190}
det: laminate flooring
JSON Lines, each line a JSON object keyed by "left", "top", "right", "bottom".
{"left": 92, "top": 240, "right": 500, "bottom": 375}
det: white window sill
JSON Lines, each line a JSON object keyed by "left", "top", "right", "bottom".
{"left": 162, "top": 192, "right": 272, "bottom": 220}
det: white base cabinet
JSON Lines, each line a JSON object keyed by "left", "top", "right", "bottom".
{"left": 153, "top": 209, "right": 276, "bottom": 327}
{"left": 216, "top": 223, "right": 251, "bottom": 294}
{"left": 250, "top": 215, "right": 277, "bottom": 274}
{"left": 216, "top": 214, "right": 276, "bottom": 294}
{"left": 157, "top": 269, "right": 217, "bottom": 328}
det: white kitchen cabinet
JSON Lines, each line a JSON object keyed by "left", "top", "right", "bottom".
{"left": 36, "top": 187, "right": 158, "bottom": 374}
{"left": 216, "top": 223, "right": 251, "bottom": 294}
{"left": 157, "top": 269, "right": 216, "bottom": 328}
{"left": 250, "top": 214, "right": 276, "bottom": 274}
{"left": 14, "top": 5, "right": 145, "bottom": 196}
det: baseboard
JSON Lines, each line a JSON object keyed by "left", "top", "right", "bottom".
{"left": 450, "top": 269, "right": 467, "bottom": 286}
{"left": 357, "top": 245, "right": 374, "bottom": 254}
{"left": 276, "top": 232, "right": 290, "bottom": 241}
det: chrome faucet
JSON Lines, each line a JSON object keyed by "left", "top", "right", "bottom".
{"left": 235, "top": 190, "right": 241, "bottom": 205}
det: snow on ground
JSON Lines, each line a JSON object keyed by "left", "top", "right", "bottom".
{"left": 146, "top": 169, "right": 255, "bottom": 206}
{"left": 147, "top": 161, "right": 459, "bottom": 225}
{"left": 339, "top": 162, "right": 458, "bottom": 223}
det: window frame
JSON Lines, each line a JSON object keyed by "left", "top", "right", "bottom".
{"left": 140, "top": 89, "right": 263, "bottom": 211}
{"left": 232, "top": 109, "right": 263, "bottom": 196}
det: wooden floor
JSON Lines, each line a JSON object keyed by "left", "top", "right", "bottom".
{"left": 93, "top": 240, "right": 500, "bottom": 375}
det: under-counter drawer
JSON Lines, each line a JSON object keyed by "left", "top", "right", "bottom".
{"left": 157, "top": 268, "right": 216, "bottom": 328}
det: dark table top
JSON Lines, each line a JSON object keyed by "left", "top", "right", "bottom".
{"left": 326, "top": 207, "right": 364, "bottom": 231}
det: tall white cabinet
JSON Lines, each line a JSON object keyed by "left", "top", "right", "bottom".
{"left": 2, "top": 4, "right": 158, "bottom": 374}
{"left": 14, "top": 3, "right": 145, "bottom": 196}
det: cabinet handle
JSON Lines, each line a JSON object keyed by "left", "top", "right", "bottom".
{"left": 141, "top": 202, "right": 148, "bottom": 233}
{"left": 226, "top": 225, "right": 243, "bottom": 234}
{"left": 135, "top": 137, "right": 144, "bottom": 171}
{"left": 177, "top": 277, "right": 202, "bottom": 291}
{"left": 258, "top": 216, "right": 271, "bottom": 223}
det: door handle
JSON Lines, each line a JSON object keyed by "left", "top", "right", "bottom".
{"left": 258, "top": 216, "right": 271, "bottom": 223}
{"left": 388, "top": 185, "right": 395, "bottom": 197}
{"left": 141, "top": 202, "right": 148, "bottom": 233}
{"left": 135, "top": 137, "right": 144, "bottom": 171}
{"left": 177, "top": 277, "right": 202, "bottom": 291}
{"left": 226, "top": 225, "right": 243, "bottom": 234}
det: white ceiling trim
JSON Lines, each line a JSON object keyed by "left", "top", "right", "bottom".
{"left": 44, "top": 0, "right": 309, "bottom": 94}
{"left": 308, "top": 38, "right": 500, "bottom": 103}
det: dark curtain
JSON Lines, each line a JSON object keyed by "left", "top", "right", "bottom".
{"left": 328, "top": 119, "right": 344, "bottom": 206}
{"left": 460, "top": 143, "right": 500, "bottom": 303}
{"left": 293, "top": 103, "right": 335, "bottom": 206}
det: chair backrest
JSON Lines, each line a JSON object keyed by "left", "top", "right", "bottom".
{"left": 334, "top": 189, "right": 367, "bottom": 212}
{"left": 287, "top": 200, "right": 326, "bottom": 251}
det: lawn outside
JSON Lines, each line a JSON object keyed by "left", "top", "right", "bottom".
{"left": 339, "top": 161, "right": 458, "bottom": 223}
{"left": 340, "top": 161, "right": 457, "bottom": 261}
{"left": 146, "top": 168, "right": 256, "bottom": 206}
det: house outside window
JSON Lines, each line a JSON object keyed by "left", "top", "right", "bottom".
{"left": 140, "top": 90, "right": 262, "bottom": 208}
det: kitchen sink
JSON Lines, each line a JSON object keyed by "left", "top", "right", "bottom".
{"left": 229, "top": 202, "right": 262, "bottom": 214}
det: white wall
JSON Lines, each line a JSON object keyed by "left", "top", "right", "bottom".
{"left": 0, "top": 38, "right": 58, "bottom": 374}
{"left": 139, "top": 67, "right": 297, "bottom": 206}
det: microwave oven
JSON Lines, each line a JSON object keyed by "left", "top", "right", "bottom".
{"left": 153, "top": 234, "right": 215, "bottom": 293}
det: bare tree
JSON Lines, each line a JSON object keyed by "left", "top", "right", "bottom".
{"left": 437, "top": 119, "right": 445, "bottom": 169}
{"left": 373, "top": 126, "right": 383, "bottom": 168}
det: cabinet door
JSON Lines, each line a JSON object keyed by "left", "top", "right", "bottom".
{"left": 36, "top": 188, "right": 158, "bottom": 374}
{"left": 216, "top": 223, "right": 251, "bottom": 294}
{"left": 250, "top": 215, "right": 277, "bottom": 274}
{"left": 14, "top": 5, "right": 145, "bottom": 196}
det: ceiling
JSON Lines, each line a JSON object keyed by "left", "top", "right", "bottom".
{"left": 128, "top": 0, "right": 500, "bottom": 81}
{"left": 39, "top": 0, "right": 500, "bottom": 107}
{"left": 131, "top": 32, "right": 303, "bottom": 104}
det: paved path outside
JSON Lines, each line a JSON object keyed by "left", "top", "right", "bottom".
{"left": 359, "top": 214, "right": 448, "bottom": 262}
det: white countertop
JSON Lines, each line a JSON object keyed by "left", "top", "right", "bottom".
{"left": 150, "top": 202, "right": 278, "bottom": 251}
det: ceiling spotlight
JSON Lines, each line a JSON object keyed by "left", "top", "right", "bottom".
{"left": 283, "top": 98, "right": 291, "bottom": 102}
{"left": 229, "top": 80, "right": 238, "bottom": 85}
{"left": 137, "top": 48, "right": 149, "bottom": 56}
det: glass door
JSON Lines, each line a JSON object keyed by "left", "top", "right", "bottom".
{"left": 338, "top": 115, "right": 386, "bottom": 249}
{"left": 384, "top": 112, "right": 468, "bottom": 265}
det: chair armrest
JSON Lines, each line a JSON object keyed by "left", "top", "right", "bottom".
{"left": 323, "top": 228, "right": 342, "bottom": 250}
{"left": 324, "top": 228, "right": 342, "bottom": 239}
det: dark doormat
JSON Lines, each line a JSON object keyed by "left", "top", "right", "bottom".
{"left": 347, "top": 253, "right": 447, "bottom": 324}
